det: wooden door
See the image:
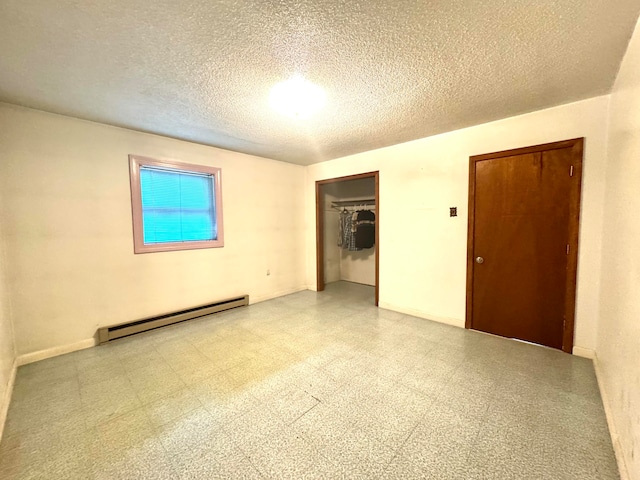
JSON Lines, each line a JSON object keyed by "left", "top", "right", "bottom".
{"left": 466, "top": 139, "right": 583, "bottom": 353}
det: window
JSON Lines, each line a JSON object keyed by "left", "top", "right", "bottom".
{"left": 129, "top": 155, "right": 224, "bottom": 253}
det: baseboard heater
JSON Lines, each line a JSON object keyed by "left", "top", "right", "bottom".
{"left": 97, "top": 294, "right": 249, "bottom": 344}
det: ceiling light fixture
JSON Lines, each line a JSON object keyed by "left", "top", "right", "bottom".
{"left": 269, "top": 74, "right": 326, "bottom": 120}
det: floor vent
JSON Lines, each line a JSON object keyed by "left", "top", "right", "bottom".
{"left": 97, "top": 295, "right": 249, "bottom": 344}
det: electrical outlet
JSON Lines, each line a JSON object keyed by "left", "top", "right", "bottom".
{"left": 450, "top": 207, "right": 457, "bottom": 217}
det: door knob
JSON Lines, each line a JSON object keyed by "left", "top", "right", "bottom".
{"left": 475, "top": 256, "right": 484, "bottom": 264}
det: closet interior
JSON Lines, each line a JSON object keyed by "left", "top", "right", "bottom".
{"left": 321, "top": 177, "right": 376, "bottom": 288}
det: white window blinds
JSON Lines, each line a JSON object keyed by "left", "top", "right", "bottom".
{"left": 140, "top": 166, "right": 217, "bottom": 244}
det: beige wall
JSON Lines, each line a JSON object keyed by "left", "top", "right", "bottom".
{"left": 340, "top": 246, "right": 376, "bottom": 286}
{"left": 306, "top": 96, "right": 610, "bottom": 354}
{"left": 597, "top": 16, "right": 640, "bottom": 480}
{"left": 0, "top": 192, "right": 16, "bottom": 439}
{"left": 0, "top": 103, "right": 307, "bottom": 357}
{"left": 322, "top": 192, "right": 341, "bottom": 283}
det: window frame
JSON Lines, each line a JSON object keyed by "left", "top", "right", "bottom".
{"left": 129, "top": 155, "right": 224, "bottom": 254}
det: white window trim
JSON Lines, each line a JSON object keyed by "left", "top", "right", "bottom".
{"left": 129, "top": 155, "right": 224, "bottom": 253}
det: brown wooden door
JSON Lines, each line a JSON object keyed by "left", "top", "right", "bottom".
{"left": 466, "top": 139, "right": 583, "bottom": 353}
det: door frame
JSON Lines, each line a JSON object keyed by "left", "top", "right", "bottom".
{"left": 315, "top": 171, "right": 380, "bottom": 306}
{"left": 465, "top": 138, "right": 584, "bottom": 353}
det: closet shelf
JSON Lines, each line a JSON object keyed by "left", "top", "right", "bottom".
{"left": 331, "top": 198, "right": 376, "bottom": 210}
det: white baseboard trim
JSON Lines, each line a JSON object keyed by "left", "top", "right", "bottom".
{"left": 0, "top": 358, "right": 17, "bottom": 443}
{"left": 593, "top": 354, "right": 629, "bottom": 480}
{"left": 378, "top": 301, "right": 464, "bottom": 328}
{"left": 17, "top": 338, "right": 96, "bottom": 367}
{"left": 572, "top": 346, "right": 595, "bottom": 359}
{"left": 249, "top": 286, "right": 309, "bottom": 305}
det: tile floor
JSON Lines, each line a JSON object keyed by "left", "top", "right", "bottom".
{"left": 0, "top": 281, "right": 619, "bottom": 479}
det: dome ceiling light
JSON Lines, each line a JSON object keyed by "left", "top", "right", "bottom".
{"left": 269, "top": 74, "right": 326, "bottom": 120}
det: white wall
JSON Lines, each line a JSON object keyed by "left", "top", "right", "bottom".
{"left": 0, "top": 193, "right": 16, "bottom": 440}
{"left": 322, "top": 192, "right": 341, "bottom": 283}
{"left": 0, "top": 103, "right": 307, "bottom": 358}
{"left": 597, "top": 16, "right": 640, "bottom": 480}
{"left": 340, "top": 244, "right": 376, "bottom": 286}
{"left": 306, "top": 96, "right": 610, "bottom": 354}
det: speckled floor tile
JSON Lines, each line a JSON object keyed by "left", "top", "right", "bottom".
{"left": 170, "top": 446, "right": 261, "bottom": 480}
{"left": 266, "top": 386, "right": 320, "bottom": 425}
{"left": 127, "top": 362, "right": 187, "bottom": 405}
{"left": 0, "top": 282, "right": 620, "bottom": 479}
{"left": 239, "top": 428, "right": 329, "bottom": 479}
{"left": 289, "top": 402, "right": 351, "bottom": 446}
{"left": 80, "top": 375, "right": 143, "bottom": 428}
{"left": 144, "top": 387, "right": 203, "bottom": 428}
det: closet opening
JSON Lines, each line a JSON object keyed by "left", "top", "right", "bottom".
{"left": 315, "top": 171, "right": 379, "bottom": 306}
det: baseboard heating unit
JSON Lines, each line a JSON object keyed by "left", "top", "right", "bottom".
{"left": 97, "top": 295, "right": 249, "bottom": 344}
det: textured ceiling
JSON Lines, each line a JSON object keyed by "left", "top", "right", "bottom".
{"left": 1, "top": 1, "right": 639, "bottom": 165}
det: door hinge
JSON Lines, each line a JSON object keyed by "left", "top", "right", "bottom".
{"left": 570, "top": 165, "right": 574, "bottom": 177}
{"left": 566, "top": 244, "right": 570, "bottom": 255}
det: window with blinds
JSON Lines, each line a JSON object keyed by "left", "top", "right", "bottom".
{"left": 129, "top": 155, "right": 224, "bottom": 253}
